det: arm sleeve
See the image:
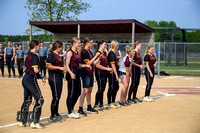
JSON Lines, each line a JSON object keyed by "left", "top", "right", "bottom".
{"left": 46, "top": 54, "right": 55, "bottom": 65}
{"left": 81, "top": 50, "right": 90, "bottom": 63}
{"left": 125, "top": 56, "right": 131, "bottom": 68}
{"left": 108, "top": 52, "right": 115, "bottom": 64}
{"left": 31, "top": 54, "right": 39, "bottom": 67}
{"left": 144, "top": 55, "right": 149, "bottom": 63}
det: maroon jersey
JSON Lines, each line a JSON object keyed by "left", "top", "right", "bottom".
{"left": 25, "top": 52, "right": 40, "bottom": 74}
{"left": 46, "top": 51, "right": 63, "bottom": 74}
{"left": 133, "top": 50, "right": 142, "bottom": 65}
{"left": 81, "top": 48, "right": 94, "bottom": 76}
{"left": 95, "top": 50, "right": 108, "bottom": 71}
{"left": 69, "top": 48, "right": 81, "bottom": 67}
{"left": 144, "top": 53, "right": 157, "bottom": 67}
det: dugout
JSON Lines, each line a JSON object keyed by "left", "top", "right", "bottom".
{"left": 29, "top": 19, "right": 155, "bottom": 44}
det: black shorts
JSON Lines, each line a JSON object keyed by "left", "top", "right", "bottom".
{"left": 119, "top": 71, "right": 126, "bottom": 76}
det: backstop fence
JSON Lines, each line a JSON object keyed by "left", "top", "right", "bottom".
{"left": 0, "top": 41, "right": 200, "bottom": 78}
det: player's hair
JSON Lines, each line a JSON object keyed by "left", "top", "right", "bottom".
{"left": 49, "top": 43, "right": 53, "bottom": 45}
{"left": 81, "top": 37, "right": 92, "bottom": 52}
{"left": 109, "top": 40, "right": 119, "bottom": 51}
{"left": 125, "top": 45, "right": 134, "bottom": 53}
{"left": 7, "top": 41, "right": 11, "bottom": 44}
{"left": 50, "top": 41, "right": 63, "bottom": 53}
{"left": 24, "top": 40, "right": 39, "bottom": 66}
{"left": 134, "top": 41, "right": 141, "bottom": 49}
{"left": 96, "top": 40, "right": 106, "bottom": 52}
{"left": 145, "top": 45, "right": 154, "bottom": 54}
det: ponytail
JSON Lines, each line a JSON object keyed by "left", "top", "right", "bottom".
{"left": 145, "top": 45, "right": 154, "bottom": 54}
{"left": 109, "top": 40, "right": 119, "bottom": 52}
{"left": 125, "top": 45, "right": 134, "bottom": 53}
{"left": 96, "top": 40, "right": 105, "bottom": 52}
{"left": 50, "top": 41, "right": 63, "bottom": 53}
{"left": 134, "top": 41, "right": 141, "bottom": 49}
{"left": 24, "top": 40, "right": 39, "bottom": 66}
{"left": 81, "top": 37, "right": 92, "bottom": 52}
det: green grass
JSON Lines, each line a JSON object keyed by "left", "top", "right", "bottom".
{"left": 160, "top": 63, "right": 200, "bottom": 70}
{"left": 160, "top": 62, "right": 200, "bottom": 76}
{"left": 187, "top": 58, "right": 200, "bottom": 62}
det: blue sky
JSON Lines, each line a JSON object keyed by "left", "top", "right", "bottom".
{"left": 0, "top": 0, "right": 199, "bottom": 35}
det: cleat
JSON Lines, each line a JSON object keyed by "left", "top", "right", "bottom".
{"left": 86, "top": 107, "right": 98, "bottom": 114}
{"left": 148, "top": 96, "right": 154, "bottom": 101}
{"left": 8, "top": 75, "right": 11, "bottom": 78}
{"left": 143, "top": 96, "right": 153, "bottom": 102}
{"left": 114, "top": 102, "right": 122, "bottom": 108}
{"left": 13, "top": 75, "right": 16, "bottom": 78}
{"left": 94, "top": 105, "right": 103, "bottom": 111}
{"left": 103, "top": 105, "right": 110, "bottom": 110}
{"left": 131, "top": 99, "right": 138, "bottom": 104}
{"left": 77, "top": 110, "right": 87, "bottom": 116}
{"left": 67, "top": 112, "right": 80, "bottom": 119}
{"left": 19, "top": 122, "right": 29, "bottom": 127}
{"left": 30, "top": 122, "right": 45, "bottom": 129}
{"left": 127, "top": 99, "right": 135, "bottom": 104}
{"left": 57, "top": 114, "right": 66, "bottom": 121}
{"left": 119, "top": 102, "right": 126, "bottom": 106}
{"left": 134, "top": 97, "right": 143, "bottom": 103}
{"left": 125, "top": 101, "right": 131, "bottom": 105}
{"left": 108, "top": 103, "right": 118, "bottom": 109}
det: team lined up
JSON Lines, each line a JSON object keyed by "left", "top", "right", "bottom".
{"left": 0, "top": 41, "right": 66, "bottom": 78}
{"left": 16, "top": 37, "right": 157, "bottom": 129}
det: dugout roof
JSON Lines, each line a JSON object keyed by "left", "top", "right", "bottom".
{"left": 29, "top": 19, "right": 155, "bottom": 33}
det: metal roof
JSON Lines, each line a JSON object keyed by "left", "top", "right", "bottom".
{"left": 30, "top": 19, "right": 155, "bottom": 33}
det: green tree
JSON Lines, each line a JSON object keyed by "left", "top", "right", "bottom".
{"left": 25, "top": 0, "right": 92, "bottom": 34}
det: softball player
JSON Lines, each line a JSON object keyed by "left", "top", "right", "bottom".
{"left": 128, "top": 41, "right": 144, "bottom": 104}
{"left": 38, "top": 41, "right": 48, "bottom": 78}
{"left": 46, "top": 41, "right": 67, "bottom": 122}
{"left": 17, "top": 40, "right": 45, "bottom": 129}
{"left": 119, "top": 45, "right": 135, "bottom": 106}
{"left": 47, "top": 43, "right": 53, "bottom": 58}
{"left": 15, "top": 44, "right": 25, "bottom": 78}
{"left": 4, "top": 41, "right": 16, "bottom": 78}
{"left": 65, "top": 37, "right": 91, "bottom": 118}
{"left": 107, "top": 40, "right": 120, "bottom": 109}
{"left": 94, "top": 40, "right": 112, "bottom": 110}
{"left": 0, "top": 44, "right": 4, "bottom": 77}
{"left": 143, "top": 45, "right": 157, "bottom": 102}
{"left": 78, "top": 37, "right": 102, "bottom": 116}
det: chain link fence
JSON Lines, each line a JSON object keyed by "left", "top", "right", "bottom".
{"left": 1, "top": 41, "right": 200, "bottom": 77}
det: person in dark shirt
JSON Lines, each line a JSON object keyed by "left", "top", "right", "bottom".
{"left": 65, "top": 37, "right": 91, "bottom": 118}
{"left": 38, "top": 41, "right": 47, "bottom": 78}
{"left": 17, "top": 40, "right": 45, "bottom": 129}
{"left": 46, "top": 41, "right": 67, "bottom": 122}
{"left": 107, "top": 40, "right": 121, "bottom": 109}
{"left": 15, "top": 44, "right": 25, "bottom": 78}
{"left": 94, "top": 40, "right": 112, "bottom": 111}
{"left": 77, "top": 37, "right": 102, "bottom": 116}
{"left": 4, "top": 41, "right": 16, "bottom": 78}
{"left": 143, "top": 45, "right": 157, "bottom": 102}
{"left": 127, "top": 41, "right": 144, "bottom": 104}
{"left": 0, "top": 43, "right": 4, "bottom": 77}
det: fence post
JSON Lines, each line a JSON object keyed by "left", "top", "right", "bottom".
{"left": 184, "top": 42, "right": 187, "bottom": 65}
{"left": 175, "top": 41, "right": 177, "bottom": 65}
{"left": 158, "top": 42, "right": 161, "bottom": 78}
